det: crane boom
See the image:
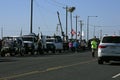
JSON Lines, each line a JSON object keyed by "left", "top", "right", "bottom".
{"left": 57, "top": 11, "right": 64, "bottom": 37}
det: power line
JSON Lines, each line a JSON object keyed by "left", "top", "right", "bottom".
{"left": 34, "top": 0, "right": 53, "bottom": 12}
{"left": 33, "top": 0, "right": 56, "bottom": 32}
{"left": 51, "top": 0, "right": 66, "bottom": 7}
{"left": 43, "top": 0, "right": 64, "bottom": 8}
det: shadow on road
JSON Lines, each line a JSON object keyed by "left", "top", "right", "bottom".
{"left": 109, "top": 62, "right": 120, "bottom": 66}
{"left": 0, "top": 58, "right": 17, "bottom": 62}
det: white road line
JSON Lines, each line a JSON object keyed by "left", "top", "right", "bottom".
{"left": 112, "top": 73, "right": 120, "bottom": 78}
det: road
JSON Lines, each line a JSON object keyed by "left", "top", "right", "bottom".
{"left": 0, "top": 51, "right": 120, "bottom": 80}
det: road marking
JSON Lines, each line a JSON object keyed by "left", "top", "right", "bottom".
{"left": 112, "top": 73, "right": 120, "bottom": 78}
{"left": 0, "top": 59, "right": 96, "bottom": 80}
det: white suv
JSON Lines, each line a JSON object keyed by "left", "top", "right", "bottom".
{"left": 98, "top": 36, "right": 120, "bottom": 64}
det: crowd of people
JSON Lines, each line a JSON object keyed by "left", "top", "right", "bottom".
{"left": 68, "top": 39, "right": 87, "bottom": 52}
{"left": 67, "top": 37, "right": 100, "bottom": 57}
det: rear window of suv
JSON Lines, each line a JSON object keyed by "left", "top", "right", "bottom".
{"left": 102, "top": 36, "right": 120, "bottom": 43}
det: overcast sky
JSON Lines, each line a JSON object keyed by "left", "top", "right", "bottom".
{"left": 0, "top": 0, "right": 120, "bottom": 39}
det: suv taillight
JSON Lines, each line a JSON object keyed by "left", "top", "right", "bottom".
{"left": 98, "top": 45, "right": 107, "bottom": 48}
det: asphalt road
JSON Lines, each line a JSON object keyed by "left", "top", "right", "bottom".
{"left": 0, "top": 51, "right": 120, "bottom": 80}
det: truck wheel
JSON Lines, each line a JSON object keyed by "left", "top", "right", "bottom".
{"left": 10, "top": 53, "right": 15, "bottom": 56}
{"left": 59, "top": 50, "right": 62, "bottom": 53}
{"left": 20, "top": 49, "right": 25, "bottom": 56}
{"left": 25, "top": 50, "right": 28, "bottom": 54}
{"left": 98, "top": 59, "right": 103, "bottom": 64}
{"left": 1, "top": 52, "right": 5, "bottom": 57}
{"left": 52, "top": 49, "right": 55, "bottom": 53}
{"left": 39, "top": 50, "right": 44, "bottom": 55}
{"left": 31, "top": 50, "right": 34, "bottom": 55}
{"left": 0, "top": 50, "right": 5, "bottom": 57}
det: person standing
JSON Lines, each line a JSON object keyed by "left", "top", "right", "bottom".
{"left": 91, "top": 39, "right": 97, "bottom": 57}
{"left": 68, "top": 40, "right": 73, "bottom": 51}
{"left": 73, "top": 40, "right": 79, "bottom": 52}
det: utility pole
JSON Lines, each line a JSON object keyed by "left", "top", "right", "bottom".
{"left": 68, "top": 7, "right": 75, "bottom": 39}
{"left": 63, "top": 6, "right": 75, "bottom": 41}
{"left": 70, "top": 11, "right": 73, "bottom": 39}
{"left": 86, "top": 16, "right": 98, "bottom": 41}
{"left": 30, "top": 0, "right": 33, "bottom": 33}
{"left": 66, "top": 6, "right": 68, "bottom": 42}
{"left": 93, "top": 26, "right": 96, "bottom": 37}
{"left": 74, "top": 15, "right": 79, "bottom": 40}
{"left": 1, "top": 27, "right": 3, "bottom": 39}
{"left": 79, "top": 20, "right": 83, "bottom": 42}
{"left": 100, "top": 29, "right": 102, "bottom": 40}
{"left": 63, "top": 6, "right": 68, "bottom": 41}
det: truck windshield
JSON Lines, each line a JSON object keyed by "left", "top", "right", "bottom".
{"left": 46, "top": 39, "right": 54, "bottom": 42}
{"left": 22, "top": 37, "right": 33, "bottom": 42}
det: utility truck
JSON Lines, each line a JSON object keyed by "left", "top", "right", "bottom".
{"left": 22, "top": 33, "right": 38, "bottom": 55}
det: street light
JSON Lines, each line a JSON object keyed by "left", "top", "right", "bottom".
{"left": 74, "top": 15, "right": 79, "bottom": 40}
{"left": 63, "top": 6, "right": 75, "bottom": 41}
{"left": 79, "top": 20, "right": 84, "bottom": 42}
{"left": 87, "top": 16, "right": 98, "bottom": 41}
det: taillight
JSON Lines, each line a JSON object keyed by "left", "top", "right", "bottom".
{"left": 98, "top": 45, "right": 107, "bottom": 48}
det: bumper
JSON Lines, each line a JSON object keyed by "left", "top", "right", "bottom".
{"left": 98, "top": 56, "right": 120, "bottom": 61}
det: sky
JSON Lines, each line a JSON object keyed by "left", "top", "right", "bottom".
{"left": 0, "top": 0, "right": 120, "bottom": 40}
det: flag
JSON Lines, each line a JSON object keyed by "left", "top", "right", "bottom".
{"left": 71, "top": 29, "right": 76, "bottom": 36}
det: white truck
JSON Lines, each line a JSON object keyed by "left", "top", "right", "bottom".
{"left": 41, "top": 35, "right": 63, "bottom": 53}
{"left": 22, "top": 33, "right": 38, "bottom": 55}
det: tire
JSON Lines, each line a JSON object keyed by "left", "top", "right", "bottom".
{"left": 52, "top": 47, "right": 56, "bottom": 53}
{"left": 0, "top": 50, "right": 5, "bottom": 57}
{"left": 30, "top": 49, "right": 35, "bottom": 55}
{"left": 10, "top": 52, "right": 16, "bottom": 56}
{"left": 98, "top": 59, "right": 103, "bottom": 64}
{"left": 20, "top": 49, "right": 25, "bottom": 56}
{"left": 52, "top": 49, "right": 55, "bottom": 53}
{"left": 40, "top": 50, "right": 44, "bottom": 55}
{"left": 105, "top": 60, "right": 110, "bottom": 63}
{"left": 1, "top": 52, "right": 5, "bottom": 57}
{"left": 40, "top": 51, "right": 44, "bottom": 55}
{"left": 59, "top": 50, "right": 62, "bottom": 53}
